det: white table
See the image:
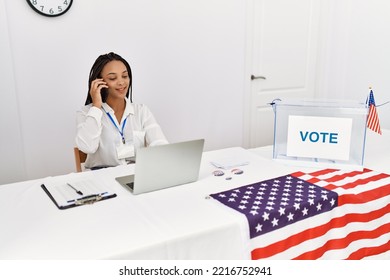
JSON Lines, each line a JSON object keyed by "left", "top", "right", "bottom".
{"left": 1, "top": 130, "right": 389, "bottom": 259}
{"left": 249, "top": 129, "right": 390, "bottom": 260}
{"left": 0, "top": 147, "right": 281, "bottom": 260}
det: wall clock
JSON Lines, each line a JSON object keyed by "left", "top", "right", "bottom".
{"left": 26, "top": 0, "right": 73, "bottom": 17}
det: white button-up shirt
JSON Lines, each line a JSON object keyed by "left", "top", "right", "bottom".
{"left": 75, "top": 98, "right": 168, "bottom": 169}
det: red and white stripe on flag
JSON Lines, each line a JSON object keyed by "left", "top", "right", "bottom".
{"left": 367, "top": 90, "right": 382, "bottom": 135}
{"left": 250, "top": 168, "right": 390, "bottom": 260}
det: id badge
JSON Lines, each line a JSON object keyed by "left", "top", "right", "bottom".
{"left": 116, "top": 142, "right": 135, "bottom": 160}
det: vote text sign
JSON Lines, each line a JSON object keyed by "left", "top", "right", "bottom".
{"left": 286, "top": 116, "right": 353, "bottom": 161}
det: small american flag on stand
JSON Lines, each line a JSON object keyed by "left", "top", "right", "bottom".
{"left": 210, "top": 168, "right": 390, "bottom": 259}
{"left": 366, "top": 89, "right": 382, "bottom": 135}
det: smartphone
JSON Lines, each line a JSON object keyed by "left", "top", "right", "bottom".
{"left": 100, "top": 87, "right": 108, "bottom": 101}
{"left": 98, "top": 76, "right": 108, "bottom": 101}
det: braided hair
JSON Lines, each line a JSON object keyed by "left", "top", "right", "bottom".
{"left": 85, "top": 52, "right": 133, "bottom": 105}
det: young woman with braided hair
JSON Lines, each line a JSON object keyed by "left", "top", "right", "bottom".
{"left": 75, "top": 52, "right": 168, "bottom": 169}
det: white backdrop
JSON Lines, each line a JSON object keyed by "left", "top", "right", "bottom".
{"left": 1, "top": 0, "right": 390, "bottom": 184}
{"left": 0, "top": 0, "right": 246, "bottom": 183}
{"left": 317, "top": 0, "right": 390, "bottom": 122}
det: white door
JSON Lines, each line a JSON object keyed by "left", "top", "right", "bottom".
{"left": 245, "top": 0, "right": 321, "bottom": 148}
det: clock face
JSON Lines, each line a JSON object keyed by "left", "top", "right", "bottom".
{"left": 26, "top": 0, "right": 73, "bottom": 17}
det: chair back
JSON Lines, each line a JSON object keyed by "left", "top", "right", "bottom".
{"left": 74, "top": 147, "right": 87, "bottom": 172}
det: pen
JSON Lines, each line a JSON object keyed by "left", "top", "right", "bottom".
{"left": 67, "top": 183, "right": 83, "bottom": 196}
{"left": 67, "top": 192, "right": 107, "bottom": 203}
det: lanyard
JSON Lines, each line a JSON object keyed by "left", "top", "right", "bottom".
{"left": 106, "top": 112, "right": 128, "bottom": 144}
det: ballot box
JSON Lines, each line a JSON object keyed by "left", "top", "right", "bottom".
{"left": 272, "top": 99, "right": 368, "bottom": 170}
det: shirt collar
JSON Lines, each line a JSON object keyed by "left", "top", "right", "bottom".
{"left": 101, "top": 98, "right": 134, "bottom": 116}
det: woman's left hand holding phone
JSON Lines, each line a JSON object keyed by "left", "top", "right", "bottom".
{"left": 90, "top": 78, "right": 108, "bottom": 109}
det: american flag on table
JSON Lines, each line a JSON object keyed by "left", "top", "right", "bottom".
{"left": 210, "top": 168, "right": 390, "bottom": 259}
{"left": 366, "top": 89, "right": 382, "bottom": 135}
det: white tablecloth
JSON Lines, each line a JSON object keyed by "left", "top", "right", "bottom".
{"left": 248, "top": 129, "right": 390, "bottom": 260}
{"left": 0, "top": 147, "right": 286, "bottom": 260}
{"left": 1, "top": 130, "right": 389, "bottom": 259}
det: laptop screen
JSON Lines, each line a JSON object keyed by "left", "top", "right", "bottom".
{"left": 116, "top": 139, "right": 205, "bottom": 194}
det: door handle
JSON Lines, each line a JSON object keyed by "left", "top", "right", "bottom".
{"left": 251, "top": 75, "right": 266, "bottom": 80}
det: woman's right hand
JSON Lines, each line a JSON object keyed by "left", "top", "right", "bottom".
{"left": 90, "top": 78, "right": 108, "bottom": 108}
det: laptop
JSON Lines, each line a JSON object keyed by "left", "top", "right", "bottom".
{"left": 115, "top": 139, "right": 205, "bottom": 195}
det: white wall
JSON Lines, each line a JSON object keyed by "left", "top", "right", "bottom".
{"left": 0, "top": 0, "right": 27, "bottom": 183}
{"left": 2, "top": 0, "right": 390, "bottom": 185}
{"left": 317, "top": 0, "right": 390, "bottom": 129}
{"left": 0, "top": 0, "right": 246, "bottom": 184}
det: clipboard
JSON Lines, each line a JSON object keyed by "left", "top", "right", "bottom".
{"left": 41, "top": 179, "right": 117, "bottom": 210}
